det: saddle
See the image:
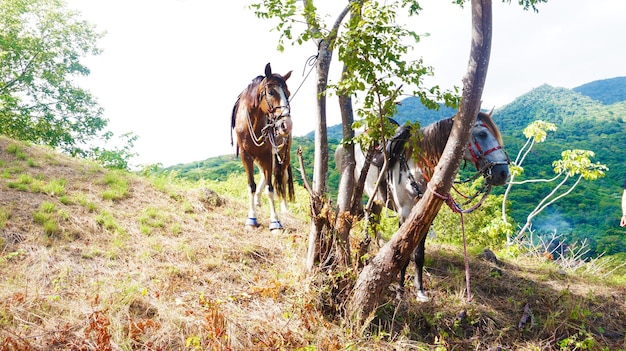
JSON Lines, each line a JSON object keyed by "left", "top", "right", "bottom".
{"left": 370, "top": 124, "right": 415, "bottom": 210}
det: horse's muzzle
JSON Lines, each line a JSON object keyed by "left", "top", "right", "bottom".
{"left": 275, "top": 116, "right": 292, "bottom": 137}
{"left": 485, "top": 163, "right": 510, "bottom": 186}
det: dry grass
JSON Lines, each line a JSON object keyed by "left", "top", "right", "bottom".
{"left": 1, "top": 135, "right": 625, "bottom": 351}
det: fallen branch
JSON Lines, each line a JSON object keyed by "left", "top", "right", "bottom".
{"left": 296, "top": 146, "right": 313, "bottom": 196}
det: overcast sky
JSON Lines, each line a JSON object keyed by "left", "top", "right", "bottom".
{"left": 67, "top": 0, "right": 626, "bottom": 168}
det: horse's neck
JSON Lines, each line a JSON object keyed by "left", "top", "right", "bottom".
{"left": 414, "top": 118, "right": 453, "bottom": 177}
{"left": 248, "top": 108, "right": 268, "bottom": 130}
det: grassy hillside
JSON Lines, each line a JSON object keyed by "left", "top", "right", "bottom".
{"left": 2, "top": 135, "right": 626, "bottom": 350}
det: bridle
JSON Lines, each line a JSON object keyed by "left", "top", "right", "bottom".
{"left": 466, "top": 122, "right": 511, "bottom": 182}
{"left": 261, "top": 80, "right": 291, "bottom": 123}
{"left": 245, "top": 79, "right": 291, "bottom": 163}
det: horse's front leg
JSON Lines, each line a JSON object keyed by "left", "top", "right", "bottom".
{"left": 413, "top": 235, "right": 429, "bottom": 302}
{"left": 263, "top": 167, "right": 283, "bottom": 231}
{"left": 242, "top": 154, "right": 259, "bottom": 228}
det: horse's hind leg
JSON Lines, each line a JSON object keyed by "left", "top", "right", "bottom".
{"left": 255, "top": 172, "right": 266, "bottom": 208}
{"left": 397, "top": 259, "right": 410, "bottom": 300}
{"left": 413, "top": 235, "right": 429, "bottom": 302}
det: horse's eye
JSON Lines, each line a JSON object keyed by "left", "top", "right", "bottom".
{"left": 268, "top": 89, "right": 276, "bottom": 96}
{"left": 477, "top": 131, "right": 488, "bottom": 139}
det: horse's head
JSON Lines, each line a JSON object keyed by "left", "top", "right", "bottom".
{"left": 259, "top": 63, "right": 292, "bottom": 137}
{"left": 464, "top": 111, "right": 510, "bottom": 185}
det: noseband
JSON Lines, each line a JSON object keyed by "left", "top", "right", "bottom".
{"left": 467, "top": 123, "right": 510, "bottom": 179}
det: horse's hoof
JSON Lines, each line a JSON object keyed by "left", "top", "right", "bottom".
{"left": 245, "top": 217, "right": 259, "bottom": 227}
{"left": 269, "top": 220, "right": 283, "bottom": 230}
{"left": 416, "top": 290, "right": 429, "bottom": 302}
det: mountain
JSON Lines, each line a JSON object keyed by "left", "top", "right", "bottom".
{"left": 573, "top": 76, "right": 626, "bottom": 105}
{"left": 493, "top": 83, "right": 626, "bottom": 249}
{"left": 307, "top": 98, "right": 458, "bottom": 140}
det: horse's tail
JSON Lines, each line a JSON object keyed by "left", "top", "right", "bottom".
{"left": 231, "top": 97, "right": 240, "bottom": 157}
{"left": 274, "top": 154, "right": 295, "bottom": 202}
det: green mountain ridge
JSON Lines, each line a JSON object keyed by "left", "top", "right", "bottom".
{"left": 573, "top": 76, "right": 626, "bottom": 105}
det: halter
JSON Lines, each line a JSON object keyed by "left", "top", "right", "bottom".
{"left": 243, "top": 79, "right": 291, "bottom": 164}
{"left": 261, "top": 80, "right": 291, "bottom": 123}
{"left": 466, "top": 122, "right": 511, "bottom": 181}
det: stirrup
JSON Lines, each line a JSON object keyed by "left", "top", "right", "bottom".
{"left": 245, "top": 217, "right": 259, "bottom": 227}
{"left": 269, "top": 220, "right": 283, "bottom": 230}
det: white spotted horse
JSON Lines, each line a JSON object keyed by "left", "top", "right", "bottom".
{"left": 336, "top": 111, "right": 510, "bottom": 301}
{"left": 231, "top": 63, "right": 294, "bottom": 231}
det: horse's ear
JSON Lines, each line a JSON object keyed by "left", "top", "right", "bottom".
{"left": 283, "top": 70, "right": 292, "bottom": 82}
{"left": 265, "top": 63, "right": 272, "bottom": 77}
{"left": 488, "top": 106, "right": 495, "bottom": 116}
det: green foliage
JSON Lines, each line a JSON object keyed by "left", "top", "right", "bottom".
{"left": 573, "top": 77, "right": 626, "bottom": 105}
{"left": 138, "top": 206, "right": 168, "bottom": 235}
{"left": 0, "top": 0, "right": 104, "bottom": 152}
{"left": 92, "top": 132, "right": 139, "bottom": 170}
{"left": 335, "top": 1, "right": 458, "bottom": 115}
{"left": 42, "top": 178, "right": 66, "bottom": 197}
{"left": 553, "top": 149, "right": 607, "bottom": 180}
{"left": 495, "top": 83, "right": 625, "bottom": 255}
{"left": 0, "top": 0, "right": 137, "bottom": 169}
{"left": 431, "top": 180, "right": 512, "bottom": 249}
{"left": 452, "top": 0, "right": 549, "bottom": 12}
{"left": 96, "top": 210, "right": 123, "bottom": 233}
{"left": 0, "top": 207, "right": 10, "bottom": 228}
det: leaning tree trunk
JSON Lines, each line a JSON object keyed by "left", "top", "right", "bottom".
{"left": 347, "top": 0, "right": 493, "bottom": 325}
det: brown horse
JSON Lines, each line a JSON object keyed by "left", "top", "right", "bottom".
{"left": 231, "top": 63, "right": 295, "bottom": 230}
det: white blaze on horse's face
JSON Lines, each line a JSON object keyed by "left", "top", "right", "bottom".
{"left": 466, "top": 119, "right": 510, "bottom": 186}
{"left": 265, "top": 83, "right": 292, "bottom": 137}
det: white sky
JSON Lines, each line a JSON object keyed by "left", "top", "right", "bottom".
{"left": 66, "top": 0, "right": 626, "bottom": 168}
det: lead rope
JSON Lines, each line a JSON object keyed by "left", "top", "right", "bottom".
{"left": 427, "top": 182, "right": 478, "bottom": 304}
{"left": 288, "top": 54, "right": 317, "bottom": 104}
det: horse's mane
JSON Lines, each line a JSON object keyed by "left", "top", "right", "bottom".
{"left": 409, "top": 111, "right": 503, "bottom": 174}
{"left": 477, "top": 112, "right": 504, "bottom": 145}
{"left": 414, "top": 116, "right": 455, "bottom": 169}
{"left": 230, "top": 74, "right": 290, "bottom": 134}
{"left": 231, "top": 75, "right": 264, "bottom": 131}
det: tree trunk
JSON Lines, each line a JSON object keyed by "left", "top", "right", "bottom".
{"left": 305, "top": 3, "right": 352, "bottom": 271}
{"left": 305, "top": 39, "right": 332, "bottom": 270}
{"left": 347, "top": 0, "right": 493, "bottom": 325}
{"left": 334, "top": 65, "right": 356, "bottom": 267}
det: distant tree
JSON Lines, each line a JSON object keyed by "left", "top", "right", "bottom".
{"left": 0, "top": 0, "right": 134, "bottom": 168}
{"left": 513, "top": 149, "right": 608, "bottom": 243}
{"left": 501, "top": 120, "right": 557, "bottom": 240}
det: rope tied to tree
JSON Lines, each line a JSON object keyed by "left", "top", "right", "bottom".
{"left": 427, "top": 181, "right": 476, "bottom": 303}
